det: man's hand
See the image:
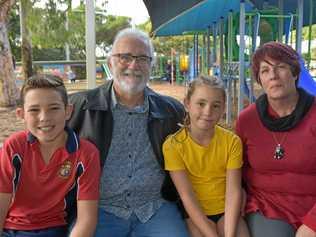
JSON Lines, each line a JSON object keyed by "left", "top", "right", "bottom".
{"left": 296, "top": 224, "right": 316, "bottom": 237}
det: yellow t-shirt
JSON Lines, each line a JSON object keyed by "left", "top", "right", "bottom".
{"left": 163, "top": 125, "right": 243, "bottom": 215}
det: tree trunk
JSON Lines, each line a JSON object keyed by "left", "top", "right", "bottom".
{"left": 0, "top": 0, "right": 19, "bottom": 107}
{"left": 20, "top": 0, "right": 33, "bottom": 79}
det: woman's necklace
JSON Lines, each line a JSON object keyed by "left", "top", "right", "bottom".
{"left": 272, "top": 132, "right": 288, "bottom": 159}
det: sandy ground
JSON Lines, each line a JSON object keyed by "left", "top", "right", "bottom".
{"left": 0, "top": 81, "right": 186, "bottom": 145}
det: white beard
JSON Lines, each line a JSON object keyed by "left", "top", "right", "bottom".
{"left": 117, "top": 78, "right": 147, "bottom": 95}
{"left": 115, "top": 70, "right": 148, "bottom": 95}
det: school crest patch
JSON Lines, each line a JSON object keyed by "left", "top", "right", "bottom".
{"left": 58, "top": 160, "right": 72, "bottom": 178}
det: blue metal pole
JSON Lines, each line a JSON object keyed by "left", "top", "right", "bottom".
{"left": 296, "top": 0, "right": 304, "bottom": 54}
{"left": 238, "top": 0, "right": 246, "bottom": 114}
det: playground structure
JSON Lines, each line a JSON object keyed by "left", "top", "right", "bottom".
{"left": 145, "top": 0, "right": 316, "bottom": 125}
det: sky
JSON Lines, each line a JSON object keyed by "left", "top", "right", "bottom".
{"left": 73, "top": 0, "right": 150, "bottom": 25}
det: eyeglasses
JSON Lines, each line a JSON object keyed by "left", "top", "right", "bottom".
{"left": 259, "top": 62, "right": 290, "bottom": 78}
{"left": 112, "top": 53, "right": 152, "bottom": 66}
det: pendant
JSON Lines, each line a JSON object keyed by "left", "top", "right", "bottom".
{"left": 274, "top": 144, "right": 285, "bottom": 160}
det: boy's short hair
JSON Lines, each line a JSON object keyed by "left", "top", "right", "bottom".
{"left": 20, "top": 74, "right": 68, "bottom": 106}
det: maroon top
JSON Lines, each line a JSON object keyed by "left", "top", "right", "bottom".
{"left": 236, "top": 101, "right": 316, "bottom": 231}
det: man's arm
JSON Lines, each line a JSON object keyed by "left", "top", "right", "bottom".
{"left": 0, "top": 193, "right": 12, "bottom": 234}
{"left": 69, "top": 200, "right": 98, "bottom": 237}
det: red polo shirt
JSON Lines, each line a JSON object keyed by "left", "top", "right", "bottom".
{"left": 0, "top": 128, "right": 100, "bottom": 230}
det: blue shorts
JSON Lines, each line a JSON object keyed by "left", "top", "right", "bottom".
{"left": 2, "top": 226, "right": 67, "bottom": 237}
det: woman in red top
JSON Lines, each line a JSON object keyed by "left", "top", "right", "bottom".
{"left": 236, "top": 41, "right": 316, "bottom": 237}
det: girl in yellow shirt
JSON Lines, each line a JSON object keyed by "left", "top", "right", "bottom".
{"left": 163, "top": 75, "right": 249, "bottom": 237}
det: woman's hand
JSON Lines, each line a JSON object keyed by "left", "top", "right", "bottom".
{"left": 296, "top": 224, "right": 316, "bottom": 237}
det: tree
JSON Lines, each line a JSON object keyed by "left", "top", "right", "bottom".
{"left": 96, "top": 15, "right": 131, "bottom": 55}
{"left": 7, "top": 3, "right": 20, "bottom": 61}
{"left": 25, "top": 2, "right": 129, "bottom": 60}
{"left": 0, "top": 0, "right": 19, "bottom": 106}
{"left": 138, "top": 20, "right": 193, "bottom": 57}
{"left": 20, "top": 0, "right": 33, "bottom": 79}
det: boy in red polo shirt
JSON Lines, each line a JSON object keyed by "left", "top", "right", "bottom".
{"left": 0, "top": 74, "right": 100, "bottom": 237}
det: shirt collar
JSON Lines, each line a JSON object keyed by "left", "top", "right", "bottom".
{"left": 110, "top": 85, "right": 149, "bottom": 114}
{"left": 27, "top": 126, "right": 80, "bottom": 154}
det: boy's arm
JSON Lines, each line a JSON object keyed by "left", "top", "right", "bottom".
{"left": 170, "top": 170, "right": 219, "bottom": 237}
{"left": 69, "top": 200, "right": 98, "bottom": 237}
{"left": 224, "top": 168, "right": 242, "bottom": 237}
{"left": 0, "top": 193, "right": 12, "bottom": 234}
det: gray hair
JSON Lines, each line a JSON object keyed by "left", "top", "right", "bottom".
{"left": 112, "top": 28, "right": 155, "bottom": 66}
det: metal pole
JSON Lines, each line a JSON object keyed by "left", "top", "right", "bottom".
{"left": 278, "top": 0, "right": 284, "bottom": 42}
{"left": 86, "top": 0, "right": 96, "bottom": 89}
{"left": 207, "top": 26, "right": 211, "bottom": 72}
{"left": 171, "top": 48, "right": 174, "bottom": 85}
{"left": 212, "top": 22, "right": 217, "bottom": 67}
{"left": 296, "top": 0, "right": 304, "bottom": 54}
{"left": 219, "top": 17, "right": 224, "bottom": 81}
{"left": 307, "top": 0, "right": 313, "bottom": 69}
{"left": 193, "top": 35, "right": 196, "bottom": 78}
{"left": 238, "top": 0, "right": 246, "bottom": 114}
{"left": 195, "top": 34, "right": 199, "bottom": 77}
{"left": 286, "top": 14, "right": 294, "bottom": 44}
{"left": 226, "top": 11, "right": 233, "bottom": 125}
{"left": 203, "top": 34, "right": 206, "bottom": 74}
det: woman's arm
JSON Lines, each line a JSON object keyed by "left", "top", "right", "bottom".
{"left": 224, "top": 168, "right": 242, "bottom": 237}
{"left": 296, "top": 225, "right": 316, "bottom": 237}
{"left": 297, "top": 202, "right": 316, "bottom": 237}
{"left": 0, "top": 193, "right": 12, "bottom": 234}
{"left": 69, "top": 200, "right": 98, "bottom": 237}
{"left": 170, "top": 170, "right": 219, "bottom": 237}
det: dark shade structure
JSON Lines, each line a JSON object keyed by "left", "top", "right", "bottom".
{"left": 143, "top": 0, "right": 205, "bottom": 35}
{"left": 144, "top": 0, "right": 315, "bottom": 36}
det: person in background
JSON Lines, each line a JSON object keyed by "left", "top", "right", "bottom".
{"left": 68, "top": 28, "right": 189, "bottom": 237}
{"left": 166, "top": 59, "right": 172, "bottom": 84}
{"left": 0, "top": 74, "right": 100, "bottom": 237}
{"left": 66, "top": 66, "right": 76, "bottom": 83}
{"left": 163, "top": 75, "right": 249, "bottom": 237}
{"left": 236, "top": 41, "right": 316, "bottom": 237}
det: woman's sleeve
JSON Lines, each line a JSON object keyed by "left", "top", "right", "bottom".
{"left": 303, "top": 203, "right": 316, "bottom": 232}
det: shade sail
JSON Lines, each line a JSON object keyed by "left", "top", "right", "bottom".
{"left": 144, "top": 0, "right": 315, "bottom": 36}
{"left": 143, "top": 0, "right": 205, "bottom": 34}
{"left": 154, "top": 0, "right": 254, "bottom": 36}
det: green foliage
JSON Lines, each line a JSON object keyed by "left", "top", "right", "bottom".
{"left": 96, "top": 15, "right": 131, "bottom": 54}
{"left": 137, "top": 20, "right": 193, "bottom": 57}
{"left": 8, "top": 0, "right": 130, "bottom": 61}
{"left": 8, "top": 3, "right": 21, "bottom": 60}
{"left": 32, "top": 47, "right": 65, "bottom": 61}
{"left": 29, "top": 5, "right": 67, "bottom": 48}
